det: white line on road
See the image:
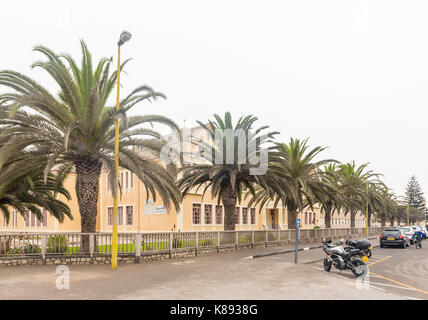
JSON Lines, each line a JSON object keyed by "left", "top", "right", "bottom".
{"left": 368, "top": 282, "right": 417, "bottom": 291}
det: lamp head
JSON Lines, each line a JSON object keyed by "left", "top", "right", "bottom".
{"left": 118, "top": 31, "right": 132, "bottom": 46}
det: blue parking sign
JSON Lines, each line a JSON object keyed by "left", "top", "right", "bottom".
{"left": 296, "top": 218, "right": 301, "bottom": 229}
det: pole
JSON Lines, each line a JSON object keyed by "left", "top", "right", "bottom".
{"left": 295, "top": 218, "right": 300, "bottom": 263}
{"left": 366, "top": 178, "right": 368, "bottom": 237}
{"left": 112, "top": 44, "right": 121, "bottom": 270}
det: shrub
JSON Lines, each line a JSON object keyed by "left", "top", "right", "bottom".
{"left": 7, "top": 243, "right": 41, "bottom": 255}
{"left": 47, "top": 235, "right": 68, "bottom": 253}
{"left": 313, "top": 225, "right": 320, "bottom": 229}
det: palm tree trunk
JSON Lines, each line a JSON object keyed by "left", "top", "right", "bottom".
{"left": 287, "top": 201, "right": 298, "bottom": 229}
{"left": 350, "top": 211, "right": 356, "bottom": 228}
{"left": 75, "top": 157, "right": 102, "bottom": 252}
{"left": 380, "top": 215, "right": 386, "bottom": 227}
{"left": 324, "top": 208, "right": 332, "bottom": 229}
{"left": 221, "top": 185, "right": 237, "bottom": 231}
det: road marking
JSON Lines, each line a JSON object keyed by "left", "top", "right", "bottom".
{"left": 367, "top": 256, "right": 392, "bottom": 267}
{"left": 312, "top": 267, "right": 324, "bottom": 271}
{"left": 368, "top": 282, "right": 416, "bottom": 291}
{"left": 369, "top": 271, "right": 428, "bottom": 296}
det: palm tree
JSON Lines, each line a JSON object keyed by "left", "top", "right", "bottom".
{"left": 0, "top": 137, "right": 71, "bottom": 223}
{"left": 365, "top": 181, "right": 388, "bottom": 227}
{"left": 0, "top": 41, "right": 181, "bottom": 249}
{"left": 376, "top": 190, "right": 398, "bottom": 227}
{"left": 178, "top": 112, "right": 279, "bottom": 230}
{"left": 337, "top": 161, "right": 381, "bottom": 228}
{"left": 250, "top": 138, "right": 335, "bottom": 230}
{"left": 316, "top": 164, "right": 344, "bottom": 229}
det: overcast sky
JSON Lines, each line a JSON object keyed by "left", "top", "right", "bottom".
{"left": 1, "top": 0, "right": 427, "bottom": 196}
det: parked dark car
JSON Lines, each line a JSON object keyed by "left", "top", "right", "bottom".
{"left": 380, "top": 229, "right": 409, "bottom": 248}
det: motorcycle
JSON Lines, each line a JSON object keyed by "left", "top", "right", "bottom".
{"left": 344, "top": 238, "right": 373, "bottom": 258}
{"left": 322, "top": 238, "right": 369, "bottom": 277}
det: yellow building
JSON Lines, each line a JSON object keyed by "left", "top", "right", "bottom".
{"left": 0, "top": 168, "right": 371, "bottom": 233}
{"left": 0, "top": 126, "right": 374, "bottom": 233}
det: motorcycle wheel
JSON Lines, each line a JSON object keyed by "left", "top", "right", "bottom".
{"left": 323, "top": 258, "right": 332, "bottom": 272}
{"left": 351, "top": 259, "right": 368, "bottom": 277}
{"left": 366, "top": 249, "right": 372, "bottom": 258}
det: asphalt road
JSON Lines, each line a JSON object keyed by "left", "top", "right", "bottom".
{"left": 0, "top": 240, "right": 426, "bottom": 300}
{"left": 309, "top": 241, "right": 428, "bottom": 300}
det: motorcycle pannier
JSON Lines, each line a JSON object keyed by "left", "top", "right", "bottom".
{"left": 356, "top": 239, "right": 371, "bottom": 250}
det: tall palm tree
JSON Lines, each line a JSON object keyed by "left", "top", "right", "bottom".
{"left": 366, "top": 181, "right": 388, "bottom": 227}
{"left": 315, "top": 164, "right": 344, "bottom": 229}
{"left": 376, "top": 190, "right": 398, "bottom": 227}
{"left": 337, "top": 161, "right": 381, "bottom": 228}
{"left": 250, "top": 138, "right": 335, "bottom": 230}
{"left": 0, "top": 41, "right": 181, "bottom": 248}
{"left": 178, "top": 112, "right": 279, "bottom": 230}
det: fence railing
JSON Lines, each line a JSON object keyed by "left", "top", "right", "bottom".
{"left": 0, "top": 227, "right": 385, "bottom": 259}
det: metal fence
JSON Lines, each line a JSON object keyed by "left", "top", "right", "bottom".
{"left": 0, "top": 227, "right": 385, "bottom": 259}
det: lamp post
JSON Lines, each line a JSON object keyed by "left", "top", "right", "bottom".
{"left": 112, "top": 31, "right": 132, "bottom": 270}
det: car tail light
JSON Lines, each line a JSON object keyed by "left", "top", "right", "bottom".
{"left": 400, "top": 235, "right": 404, "bottom": 239}
{"left": 380, "top": 235, "right": 383, "bottom": 239}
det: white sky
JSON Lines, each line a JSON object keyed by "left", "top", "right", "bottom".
{"left": 1, "top": 0, "right": 427, "bottom": 196}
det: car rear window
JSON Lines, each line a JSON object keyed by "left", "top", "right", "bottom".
{"left": 382, "top": 230, "right": 401, "bottom": 236}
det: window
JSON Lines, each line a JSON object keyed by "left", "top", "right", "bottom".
{"left": 242, "top": 208, "right": 248, "bottom": 224}
{"left": 126, "top": 206, "right": 133, "bottom": 225}
{"left": 118, "top": 207, "right": 123, "bottom": 225}
{"left": 126, "top": 172, "right": 129, "bottom": 189}
{"left": 107, "top": 176, "right": 111, "bottom": 191}
{"left": 25, "top": 211, "right": 29, "bottom": 227}
{"left": 312, "top": 212, "right": 316, "bottom": 224}
{"left": 108, "top": 207, "right": 113, "bottom": 225}
{"left": 130, "top": 173, "right": 134, "bottom": 188}
{"left": 3, "top": 217, "right": 7, "bottom": 228}
{"left": 305, "top": 212, "right": 308, "bottom": 224}
{"left": 309, "top": 212, "right": 312, "bottom": 224}
{"left": 215, "top": 205, "right": 223, "bottom": 224}
{"left": 120, "top": 173, "right": 124, "bottom": 188}
{"left": 193, "top": 204, "right": 201, "bottom": 224}
{"left": 235, "top": 207, "right": 240, "bottom": 225}
{"left": 204, "top": 204, "right": 212, "bottom": 224}
{"left": 250, "top": 208, "right": 256, "bottom": 225}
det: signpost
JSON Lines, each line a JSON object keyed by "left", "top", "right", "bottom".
{"left": 295, "top": 218, "right": 301, "bottom": 263}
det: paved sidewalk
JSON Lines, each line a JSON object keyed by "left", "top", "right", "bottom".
{"left": 0, "top": 236, "right": 401, "bottom": 300}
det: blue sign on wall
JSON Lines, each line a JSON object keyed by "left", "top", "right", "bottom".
{"left": 296, "top": 218, "right": 301, "bottom": 229}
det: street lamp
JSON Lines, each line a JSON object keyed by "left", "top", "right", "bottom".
{"left": 112, "top": 31, "right": 132, "bottom": 270}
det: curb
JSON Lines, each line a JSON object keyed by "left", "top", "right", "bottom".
{"left": 246, "top": 236, "right": 380, "bottom": 261}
